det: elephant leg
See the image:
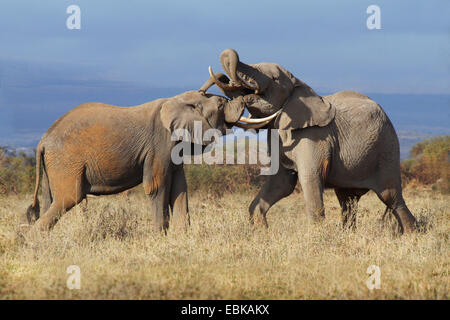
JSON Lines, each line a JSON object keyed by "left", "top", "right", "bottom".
{"left": 394, "top": 205, "right": 417, "bottom": 233}
{"left": 249, "top": 165, "right": 297, "bottom": 227}
{"left": 298, "top": 170, "right": 325, "bottom": 222}
{"left": 40, "top": 165, "right": 53, "bottom": 215}
{"left": 146, "top": 184, "right": 171, "bottom": 234}
{"left": 169, "top": 166, "right": 190, "bottom": 231}
{"left": 24, "top": 166, "right": 53, "bottom": 226}
{"left": 35, "top": 201, "right": 66, "bottom": 231}
{"left": 145, "top": 177, "right": 171, "bottom": 234}
{"left": 380, "top": 207, "right": 397, "bottom": 231}
{"left": 375, "top": 187, "right": 417, "bottom": 234}
{"left": 143, "top": 155, "right": 172, "bottom": 233}
{"left": 35, "top": 175, "right": 84, "bottom": 231}
{"left": 334, "top": 188, "right": 364, "bottom": 230}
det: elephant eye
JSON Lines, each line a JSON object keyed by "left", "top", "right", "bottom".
{"left": 195, "top": 103, "right": 204, "bottom": 111}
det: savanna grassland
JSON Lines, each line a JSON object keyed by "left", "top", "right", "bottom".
{"left": 0, "top": 185, "right": 448, "bottom": 299}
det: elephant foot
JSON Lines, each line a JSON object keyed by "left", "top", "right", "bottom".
{"left": 307, "top": 210, "right": 325, "bottom": 223}
{"left": 249, "top": 213, "right": 268, "bottom": 228}
{"left": 35, "top": 216, "right": 57, "bottom": 232}
{"left": 171, "top": 215, "right": 190, "bottom": 233}
{"left": 392, "top": 206, "right": 418, "bottom": 234}
{"left": 15, "top": 223, "right": 49, "bottom": 245}
{"left": 249, "top": 200, "right": 269, "bottom": 228}
{"left": 401, "top": 220, "right": 417, "bottom": 234}
{"left": 153, "top": 220, "right": 169, "bottom": 235}
{"left": 18, "top": 223, "right": 31, "bottom": 230}
{"left": 17, "top": 223, "right": 32, "bottom": 240}
{"left": 18, "top": 221, "right": 51, "bottom": 240}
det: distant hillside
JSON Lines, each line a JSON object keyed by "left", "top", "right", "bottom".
{"left": 1, "top": 84, "right": 448, "bottom": 159}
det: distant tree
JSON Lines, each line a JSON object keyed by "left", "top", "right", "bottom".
{"left": 401, "top": 135, "right": 450, "bottom": 193}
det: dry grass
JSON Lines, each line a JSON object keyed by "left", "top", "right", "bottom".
{"left": 0, "top": 186, "right": 448, "bottom": 299}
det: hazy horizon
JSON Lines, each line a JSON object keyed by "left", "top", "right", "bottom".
{"left": 1, "top": 87, "right": 448, "bottom": 159}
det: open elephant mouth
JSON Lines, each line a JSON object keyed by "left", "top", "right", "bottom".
{"left": 209, "top": 67, "right": 280, "bottom": 130}
{"left": 209, "top": 48, "right": 261, "bottom": 93}
{"left": 208, "top": 65, "right": 259, "bottom": 94}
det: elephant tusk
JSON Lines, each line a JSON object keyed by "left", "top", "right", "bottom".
{"left": 238, "top": 109, "right": 281, "bottom": 124}
{"left": 209, "top": 66, "right": 241, "bottom": 91}
{"left": 233, "top": 119, "right": 271, "bottom": 129}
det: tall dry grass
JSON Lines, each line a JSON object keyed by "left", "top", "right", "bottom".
{"left": 0, "top": 186, "right": 448, "bottom": 299}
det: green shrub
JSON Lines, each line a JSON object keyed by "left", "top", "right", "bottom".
{"left": 401, "top": 135, "right": 450, "bottom": 194}
{"left": 0, "top": 148, "right": 36, "bottom": 195}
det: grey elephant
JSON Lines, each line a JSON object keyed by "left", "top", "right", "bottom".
{"left": 201, "top": 48, "right": 417, "bottom": 234}
{"left": 24, "top": 91, "right": 246, "bottom": 232}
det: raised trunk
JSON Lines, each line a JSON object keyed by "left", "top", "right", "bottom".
{"left": 220, "top": 49, "right": 240, "bottom": 84}
{"left": 220, "top": 49, "right": 259, "bottom": 92}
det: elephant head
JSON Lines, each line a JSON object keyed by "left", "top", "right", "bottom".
{"left": 160, "top": 91, "right": 246, "bottom": 144}
{"left": 200, "top": 49, "right": 336, "bottom": 146}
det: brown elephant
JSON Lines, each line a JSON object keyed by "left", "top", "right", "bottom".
{"left": 24, "top": 91, "right": 246, "bottom": 232}
{"left": 201, "top": 49, "right": 417, "bottom": 234}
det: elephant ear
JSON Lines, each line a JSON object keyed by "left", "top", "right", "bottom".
{"left": 275, "top": 84, "right": 335, "bottom": 146}
{"left": 160, "top": 97, "right": 215, "bottom": 145}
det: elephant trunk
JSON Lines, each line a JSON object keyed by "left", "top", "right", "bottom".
{"left": 205, "top": 49, "right": 260, "bottom": 93}
{"left": 224, "top": 96, "right": 245, "bottom": 123}
{"left": 220, "top": 49, "right": 259, "bottom": 92}
{"left": 220, "top": 48, "right": 240, "bottom": 85}
{"left": 206, "top": 68, "right": 241, "bottom": 92}
{"left": 224, "top": 96, "right": 281, "bottom": 129}
{"left": 199, "top": 72, "right": 231, "bottom": 93}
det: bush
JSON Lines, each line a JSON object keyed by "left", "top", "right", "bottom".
{"left": 401, "top": 135, "right": 450, "bottom": 194}
{"left": 0, "top": 145, "right": 265, "bottom": 197}
{"left": 185, "top": 164, "right": 264, "bottom": 196}
{"left": 0, "top": 148, "right": 36, "bottom": 195}
{"left": 3, "top": 135, "right": 448, "bottom": 197}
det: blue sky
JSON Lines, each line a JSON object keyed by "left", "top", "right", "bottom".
{"left": 1, "top": 0, "right": 448, "bottom": 93}
{"left": 0, "top": 0, "right": 449, "bottom": 148}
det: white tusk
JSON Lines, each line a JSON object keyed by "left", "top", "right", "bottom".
{"left": 238, "top": 109, "right": 281, "bottom": 124}
{"left": 208, "top": 66, "right": 215, "bottom": 79}
{"left": 233, "top": 119, "right": 271, "bottom": 129}
{"left": 209, "top": 66, "right": 239, "bottom": 90}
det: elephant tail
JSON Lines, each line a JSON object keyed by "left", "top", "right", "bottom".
{"left": 24, "top": 144, "right": 44, "bottom": 224}
{"left": 31, "top": 144, "right": 44, "bottom": 208}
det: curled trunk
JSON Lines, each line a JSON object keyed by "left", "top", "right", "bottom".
{"left": 220, "top": 49, "right": 259, "bottom": 92}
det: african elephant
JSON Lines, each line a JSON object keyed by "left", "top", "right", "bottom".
{"left": 24, "top": 91, "right": 245, "bottom": 232}
{"left": 201, "top": 49, "right": 417, "bottom": 234}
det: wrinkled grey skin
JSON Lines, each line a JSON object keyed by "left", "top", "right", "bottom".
{"left": 201, "top": 49, "right": 417, "bottom": 234}
{"left": 25, "top": 91, "right": 245, "bottom": 233}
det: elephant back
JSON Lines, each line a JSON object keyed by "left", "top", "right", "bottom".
{"left": 326, "top": 90, "right": 399, "bottom": 173}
